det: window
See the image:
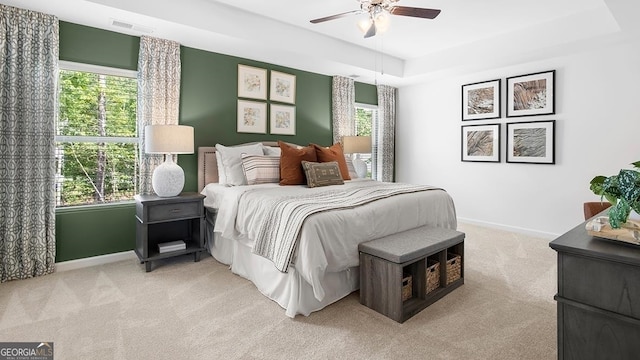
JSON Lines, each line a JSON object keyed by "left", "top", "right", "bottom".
{"left": 355, "top": 103, "right": 377, "bottom": 177}
{"left": 55, "top": 61, "right": 138, "bottom": 207}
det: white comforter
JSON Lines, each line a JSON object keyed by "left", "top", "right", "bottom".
{"left": 203, "top": 179, "right": 457, "bottom": 302}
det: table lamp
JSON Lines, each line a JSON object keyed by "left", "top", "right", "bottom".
{"left": 342, "top": 135, "right": 371, "bottom": 178}
{"left": 144, "top": 124, "right": 194, "bottom": 197}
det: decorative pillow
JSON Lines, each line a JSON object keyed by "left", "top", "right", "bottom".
{"left": 345, "top": 156, "right": 358, "bottom": 179}
{"left": 301, "top": 161, "right": 345, "bottom": 188}
{"left": 279, "top": 140, "right": 317, "bottom": 185}
{"left": 215, "top": 143, "right": 264, "bottom": 186}
{"left": 241, "top": 154, "right": 280, "bottom": 185}
{"left": 311, "top": 143, "right": 351, "bottom": 180}
{"left": 262, "top": 144, "right": 281, "bottom": 156}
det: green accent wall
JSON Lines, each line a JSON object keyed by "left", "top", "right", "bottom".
{"left": 178, "top": 47, "right": 333, "bottom": 192}
{"left": 56, "top": 204, "right": 136, "bottom": 262}
{"left": 59, "top": 22, "right": 139, "bottom": 70}
{"left": 355, "top": 82, "right": 378, "bottom": 105}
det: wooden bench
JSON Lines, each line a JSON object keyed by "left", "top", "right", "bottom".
{"left": 359, "top": 226, "right": 465, "bottom": 323}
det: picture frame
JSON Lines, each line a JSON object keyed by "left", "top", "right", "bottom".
{"left": 461, "top": 124, "right": 501, "bottom": 162}
{"left": 237, "top": 100, "right": 267, "bottom": 134}
{"left": 506, "top": 70, "right": 555, "bottom": 117}
{"left": 238, "top": 65, "right": 267, "bottom": 100}
{"left": 506, "top": 120, "right": 555, "bottom": 164}
{"left": 270, "top": 104, "right": 296, "bottom": 135}
{"left": 270, "top": 71, "right": 296, "bottom": 104}
{"left": 461, "top": 79, "right": 501, "bottom": 120}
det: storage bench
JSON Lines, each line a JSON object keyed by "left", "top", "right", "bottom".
{"left": 359, "top": 226, "right": 465, "bottom": 323}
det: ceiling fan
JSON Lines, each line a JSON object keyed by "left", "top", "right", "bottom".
{"left": 310, "top": 0, "right": 441, "bottom": 38}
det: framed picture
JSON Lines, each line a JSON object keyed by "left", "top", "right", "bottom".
{"left": 506, "top": 120, "right": 555, "bottom": 164}
{"left": 461, "top": 79, "right": 501, "bottom": 120}
{"left": 238, "top": 65, "right": 267, "bottom": 100}
{"left": 270, "top": 104, "right": 296, "bottom": 135}
{"left": 237, "top": 100, "right": 267, "bottom": 134}
{"left": 506, "top": 70, "right": 555, "bottom": 117}
{"left": 270, "top": 71, "right": 296, "bottom": 104}
{"left": 461, "top": 124, "right": 500, "bottom": 162}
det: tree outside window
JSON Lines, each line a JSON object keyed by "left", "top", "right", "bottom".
{"left": 56, "top": 63, "right": 138, "bottom": 207}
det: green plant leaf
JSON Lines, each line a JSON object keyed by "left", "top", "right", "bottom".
{"left": 618, "top": 169, "right": 640, "bottom": 203}
{"left": 590, "top": 175, "right": 607, "bottom": 195}
{"left": 608, "top": 199, "right": 631, "bottom": 229}
{"left": 632, "top": 161, "right": 640, "bottom": 170}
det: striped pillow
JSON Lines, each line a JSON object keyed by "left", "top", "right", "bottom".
{"left": 241, "top": 154, "right": 280, "bottom": 185}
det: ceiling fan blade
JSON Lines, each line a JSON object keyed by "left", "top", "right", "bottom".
{"left": 364, "top": 22, "right": 376, "bottom": 38}
{"left": 310, "top": 10, "right": 362, "bottom": 24}
{"left": 389, "top": 6, "right": 441, "bottom": 19}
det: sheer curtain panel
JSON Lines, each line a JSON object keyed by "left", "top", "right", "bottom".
{"left": 0, "top": 5, "right": 58, "bottom": 282}
{"left": 373, "top": 84, "right": 397, "bottom": 182}
{"left": 332, "top": 76, "right": 356, "bottom": 144}
{"left": 137, "top": 36, "right": 181, "bottom": 195}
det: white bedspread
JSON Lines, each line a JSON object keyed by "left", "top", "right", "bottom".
{"left": 202, "top": 180, "right": 457, "bottom": 303}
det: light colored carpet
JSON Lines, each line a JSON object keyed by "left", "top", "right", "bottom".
{"left": 0, "top": 223, "right": 557, "bottom": 359}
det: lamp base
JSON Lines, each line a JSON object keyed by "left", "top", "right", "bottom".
{"left": 152, "top": 155, "right": 184, "bottom": 197}
{"left": 353, "top": 154, "right": 367, "bottom": 179}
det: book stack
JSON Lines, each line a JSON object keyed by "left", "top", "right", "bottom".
{"left": 158, "top": 240, "right": 186, "bottom": 253}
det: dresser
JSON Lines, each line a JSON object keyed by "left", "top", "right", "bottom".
{"left": 549, "top": 220, "right": 640, "bottom": 360}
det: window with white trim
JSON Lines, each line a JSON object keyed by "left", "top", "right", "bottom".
{"left": 355, "top": 103, "right": 377, "bottom": 177}
{"left": 55, "top": 61, "right": 138, "bottom": 207}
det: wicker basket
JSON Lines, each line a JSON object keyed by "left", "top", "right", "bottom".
{"left": 426, "top": 259, "right": 440, "bottom": 294}
{"left": 401, "top": 274, "right": 412, "bottom": 301}
{"left": 446, "top": 253, "right": 462, "bottom": 285}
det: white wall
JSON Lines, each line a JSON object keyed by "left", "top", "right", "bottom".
{"left": 396, "top": 39, "right": 640, "bottom": 238}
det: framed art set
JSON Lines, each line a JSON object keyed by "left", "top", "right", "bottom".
{"left": 461, "top": 70, "right": 556, "bottom": 164}
{"left": 237, "top": 65, "right": 296, "bottom": 135}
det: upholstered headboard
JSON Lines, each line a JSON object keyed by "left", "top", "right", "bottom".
{"left": 197, "top": 141, "right": 300, "bottom": 191}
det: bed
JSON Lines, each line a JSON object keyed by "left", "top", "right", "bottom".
{"left": 198, "top": 142, "right": 457, "bottom": 317}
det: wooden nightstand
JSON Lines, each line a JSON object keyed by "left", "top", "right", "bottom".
{"left": 135, "top": 192, "right": 205, "bottom": 272}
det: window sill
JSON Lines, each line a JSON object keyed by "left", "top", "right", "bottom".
{"left": 55, "top": 200, "right": 135, "bottom": 214}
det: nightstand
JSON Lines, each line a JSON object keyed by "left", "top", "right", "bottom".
{"left": 135, "top": 192, "right": 205, "bottom": 272}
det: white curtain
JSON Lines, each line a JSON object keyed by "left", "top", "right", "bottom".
{"left": 331, "top": 76, "right": 355, "bottom": 144}
{"left": 137, "top": 35, "right": 181, "bottom": 195}
{"left": 373, "top": 84, "right": 396, "bottom": 182}
{"left": 0, "top": 5, "right": 58, "bottom": 282}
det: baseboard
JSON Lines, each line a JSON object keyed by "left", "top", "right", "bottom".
{"left": 457, "top": 217, "right": 560, "bottom": 240}
{"left": 55, "top": 251, "right": 137, "bottom": 272}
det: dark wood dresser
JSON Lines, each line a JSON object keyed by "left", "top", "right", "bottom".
{"left": 549, "top": 220, "right": 640, "bottom": 360}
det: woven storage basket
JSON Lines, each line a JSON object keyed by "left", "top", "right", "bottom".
{"left": 446, "top": 253, "right": 462, "bottom": 285}
{"left": 426, "top": 259, "right": 440, "bottom": 294}
{"left": 401, "top": 274, "right": 412, "bottom": 301}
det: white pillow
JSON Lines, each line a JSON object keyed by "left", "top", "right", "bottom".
{"left": 215, "top": 143, "right": 264, "bottom": 185}
{"left": 215, "top": 151, "right": 227, "bottom": 184}
{"left": 262, "top": 144, "right": 281, "bottom": 156}
{"left": 241, "top": 154, "right": 280, "bottom": 185}
{"left": 345, "top": 155, "right": 358, "bottom": 179}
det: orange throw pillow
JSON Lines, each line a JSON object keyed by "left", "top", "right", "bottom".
{"left": 311, "top": 143, "right": 351, "bottom": 180}
{"left": 279, "top": 141, "right": 318, "bottom": 185}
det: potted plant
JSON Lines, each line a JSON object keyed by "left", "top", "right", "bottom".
{"left": 590, "top": 161, "right": 640, "bottom": 228}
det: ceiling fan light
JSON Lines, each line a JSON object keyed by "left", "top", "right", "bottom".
{"left": 357, "top": 17, "right": 373, "bottom": 33}
{"left": 375, "top": 13, "right": 390, "bottom": 33}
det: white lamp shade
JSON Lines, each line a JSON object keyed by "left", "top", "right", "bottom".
{"left": 145, "top": 125, "right": 194, "bottom": 154}
{"left": 342, "top": 136, "right": 372, "bottom": 154}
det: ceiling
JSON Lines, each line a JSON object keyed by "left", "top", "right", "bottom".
{"left": 3, "top": 0, "right": 639, "bottom": 86}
